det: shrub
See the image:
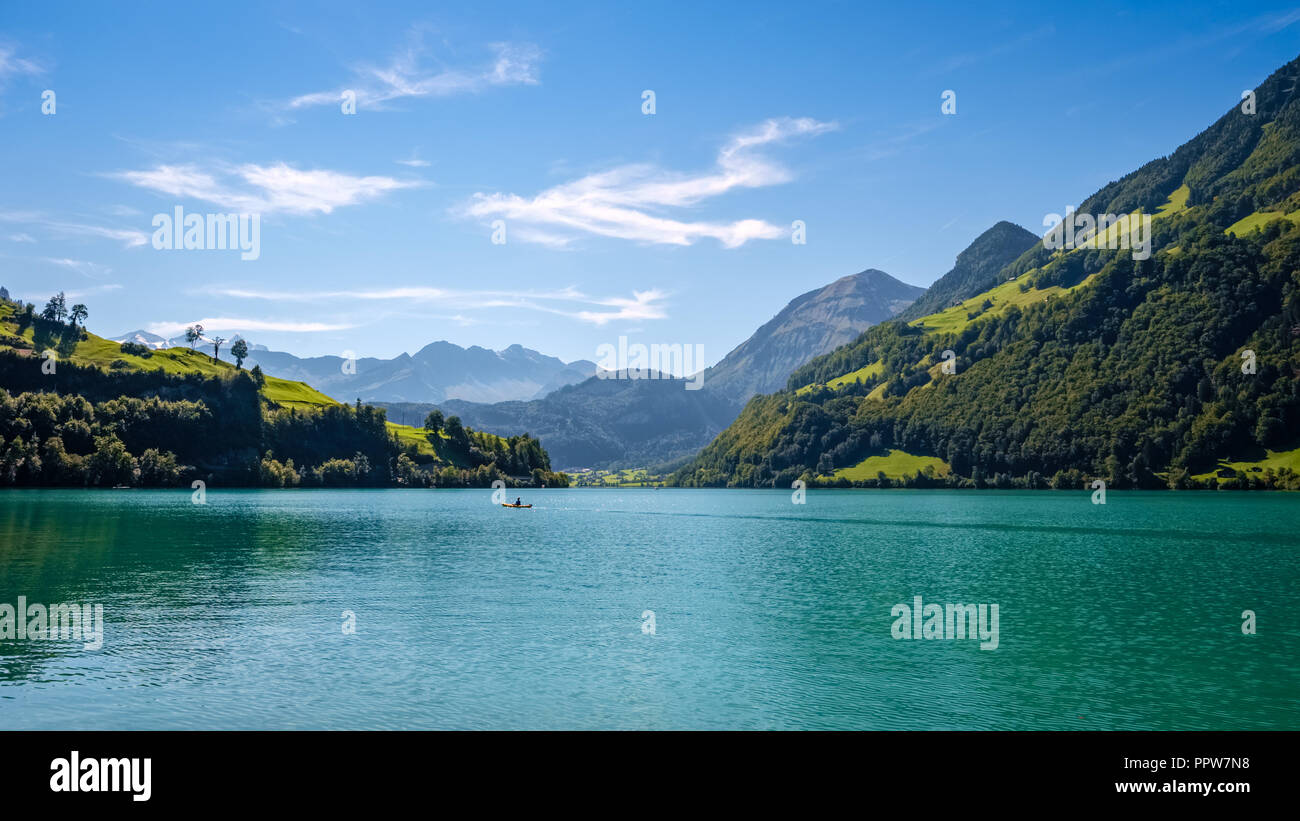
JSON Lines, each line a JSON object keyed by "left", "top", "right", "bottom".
{"left": 119, "top": 341, "right": 153, "bottom": 358}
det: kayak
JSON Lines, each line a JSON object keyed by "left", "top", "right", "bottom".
{"left": 501, "top": 503, "right": 532, "bottom": 508}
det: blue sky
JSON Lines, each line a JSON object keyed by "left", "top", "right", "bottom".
{"left": 2, "top": 1, "right": 1298, "bottom": 367}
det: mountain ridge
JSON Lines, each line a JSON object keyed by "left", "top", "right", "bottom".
{"left": 702, "top": 268, "right": 923, "bottom": 404}
{"left": 896, "top": 221, "right": 1040, "bottom": 321}
{"left": 409, "top": 266, "right": 927, "bottom": 468}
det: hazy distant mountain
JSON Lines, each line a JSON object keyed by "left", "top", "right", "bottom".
{"left": 896, "top": 221, "right": 1039, "bottom": 321}
{"left": 110, "top": 329, "right": 170, "bottom": 349}
{"left": 701, "top": 268, "right": 924, "bottom": 404}
{"left": 237, "top": 341, "right": 596, "bottom": 405}
{"left": 109, "top": 329, "right": 264, "bottom": 352}
{"left": 382, "top": 268, "right": 924, "bottom": 469}
{"left": 106, "top": 327, "right": 598, "bottom": 404}
{"left": 379, "top": 373, "right": 741, "bottom": 470}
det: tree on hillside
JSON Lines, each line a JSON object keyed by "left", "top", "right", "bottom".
{"left": 70, "top": 303, "right": 88, "bottom": 327}
{"left": 230, "top": 338, "right": 249, "bottom": 369}
{"left": 14, "top": 302, "right": 34, "bottom": 332}
{"left": 423, "top": 409, "right": 444, "bottom": 434}
{"left": 41, "top": 292, "right": 67, "bottom": 323}
{"left": 444, "top": 415, "right": 464, "bottom": 438}
{"left": 185, "top": 324, "right": 204, "bottom": 350}
{"left": 211, "top": 336, "right": 226, "bottom": 361}
{"left": 443, "top": 415, "right": 471, "bottom": 450}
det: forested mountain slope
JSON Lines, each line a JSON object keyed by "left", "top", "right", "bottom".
{"left": 675, "top": 54, "right": 1300, "bottom": 490}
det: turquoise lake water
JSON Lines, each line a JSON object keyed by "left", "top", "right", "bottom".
{"left": 0, "top": 488, "right": 1296, "bottom": 729}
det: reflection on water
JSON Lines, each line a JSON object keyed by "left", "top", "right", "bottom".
{"left": 0, "top": 488, "right": 1297, "bottom": 729}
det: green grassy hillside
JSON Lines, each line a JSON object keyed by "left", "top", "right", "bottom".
{"left": 828, "top": 449, "right": 950, "bottom": 482}
{"left": 0, "top": 299, "right": 336, "bottom": 408}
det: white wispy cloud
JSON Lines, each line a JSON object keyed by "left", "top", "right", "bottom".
{"left": 212, "top": 284, "right": 578, "bottom": 303}
{"left": 146, "top": 317, "right": 356, "bottom": 336}
{"left": 282, "top": 37, "right": 541, "bottom": 113}
{"left": 0, "top": 212, "right": 148, "bottom": 248}
{"left": 921, "top": 24, "right": 1055, "bottom": 77}
{"left": 109, "top": 162, "right": 419, "bottom": 215}
{"left": 207, "top": 283, "right": 668, "bottom": 326}
{"left": 50, "top": 222, "right": 150, "bottom": 247}
{"left": 860, "top": 120, "right": 943, "bottom": 162}
{"left": 63, "top": 283, "right": 122, "bottom": 300}
{"left": 571, "top": 290, "right": 667, "bottom": 325}
{"left": 1260, "top": 8, "right": 1300, "bottom": 32}
{"left": 464, "top": 116, "right": 837, "bottom": 248}
{"left": 512, "top": 227, "right": 574, "bottom": 249}
{"left": 0, "top": 43, "right": 42, "bottom": 87}
{"left": 1061, "top": 9, "right": 1300, "bottom": 84}
{"left": 42, "top": 257, "right": 113, "bottom": 278}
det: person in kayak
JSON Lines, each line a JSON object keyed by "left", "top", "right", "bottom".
{"left": 515, "top": 497, "right": 522, "bottom": 506}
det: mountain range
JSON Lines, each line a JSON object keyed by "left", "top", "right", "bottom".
{"left": 379, "top": 269, "right": 944, "bottom": 469}
{"left": 107, "top": 332, "right": 597, "bottom": 405}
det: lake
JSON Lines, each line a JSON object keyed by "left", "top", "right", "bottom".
{"left": 0, "top": 488, "right": 1296, "bottom": 729}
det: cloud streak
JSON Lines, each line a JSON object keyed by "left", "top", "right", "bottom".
{"left": 207, "top": 284, "right": 668, "bottom": 326}
{"left": 859, "top": 120, "right": 943, "bottom": 162}
{"left": 109, "top": 162, "right": 420, "bottom": 215}
{"left": 282, "top": 38, "right": 541, "bottom": 113}
{"left": 921, "top": 25, "right": 1055, "bottom": 77}
{"left": 0, "top": 212, "right": 148, "bottom": 248}
{"left": 464, "top": 117, "right": 837, "bottom": 247}
{"left": 42, "top": 258, "right": 113, "bottom": 278}
{"left": 63, "top": 283, "right": 123, "bottom": 300}
{"left": 146, "top": 317, "right": 356, "bottom": 336}
{"left": 0, "top": 43, "right": 42, "bottom": 88}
